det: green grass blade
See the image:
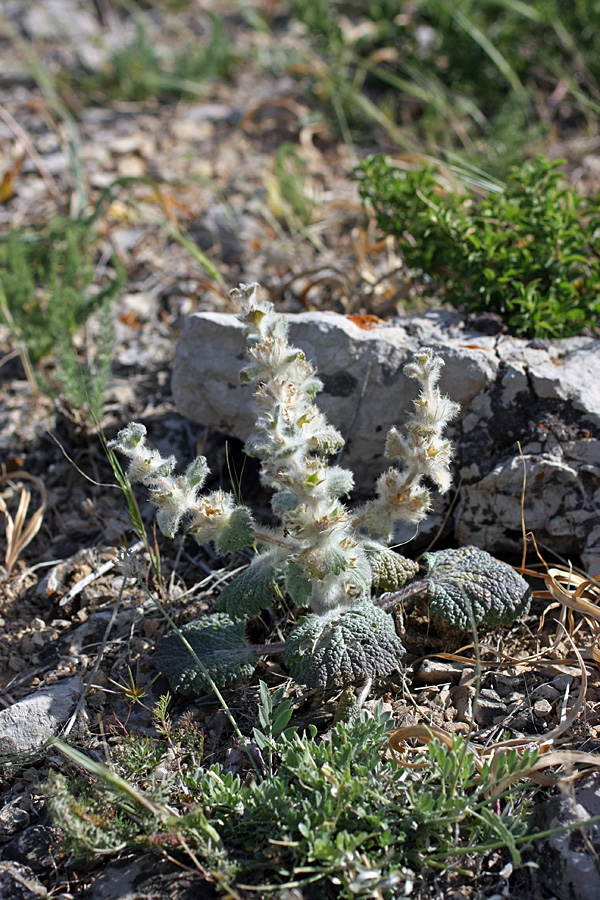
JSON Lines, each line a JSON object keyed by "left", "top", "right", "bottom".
{"left": 452, "top": 7, "right": 526, "bottom": 97}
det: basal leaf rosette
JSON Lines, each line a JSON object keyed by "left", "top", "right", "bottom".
{"left": 284, "top": 599, "right": 405, "bottom": 689}
{"left": 153, "top": 613, "right": 258, "bottom": 696}
{"left": 420, "top": 546, "right": 532, "bottom": 629}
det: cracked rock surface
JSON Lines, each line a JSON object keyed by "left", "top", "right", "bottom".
{"left": 534, "top": 773, "right": 600, "bottom": 900}
{"left": 173, "top": 308, "right": 600, "bottom": 571}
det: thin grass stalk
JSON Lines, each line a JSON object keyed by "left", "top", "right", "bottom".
{"left": 139, "top": 581, "right": 263, "bottom": 780}
{"left": 0, "top": 280, "right": 38, "bottom": 396}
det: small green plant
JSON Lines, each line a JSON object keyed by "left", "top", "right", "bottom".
{"left": 46, "top": 688, "right": 549, "bottom": 895}
{"left": 110, "top": 282, "right": 531, "bottom": 693}
{"left": 356, "top": 155, "right": 600, "bottom": 338}
{"left": 0, "top": 217, "right": 125, "bottom": 414}
{"left": 265, "top": 142, "right": 317, "bottom": 230}
{"left": 62, "top": 15, "right": 236, "bottom": 105}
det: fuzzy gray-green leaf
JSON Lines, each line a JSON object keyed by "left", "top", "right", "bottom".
{"left": 363, "top": 539, "right": 419, "bottom": 590}
{"left": 153, "top": 613, "right": 258, "bottom": 696}
{"left": 216, "top": 506, "right": 254, "bottom": 554}
{"left": 285, "top": 561, "right": 312, "bottom": 607}
{"left": 284, "top": 599, "right": 405, "bottom": 689}
{"left": 217, "top": 553, "right": 278, "bottom": 619}
{"left": 421, "top": 545, "right": 531, "bottom": 629}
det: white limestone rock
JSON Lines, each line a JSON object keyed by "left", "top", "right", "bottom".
{"left": 0, "top": 677, "right": 83, "bottom": 757}
{"left": 173, "top": 309, "right": 497, "bottom": 490}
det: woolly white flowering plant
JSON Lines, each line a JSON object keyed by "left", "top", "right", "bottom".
{"left": 111, "top": 283, "right": 531, "bottom": 692}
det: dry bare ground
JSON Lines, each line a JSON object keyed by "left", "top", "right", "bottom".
{"left": 1, "top": 3, "right": 600, "bottom": 899}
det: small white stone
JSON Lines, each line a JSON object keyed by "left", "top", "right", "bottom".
{"left": 533, "top": 698, "right": 553, "bottom": 718}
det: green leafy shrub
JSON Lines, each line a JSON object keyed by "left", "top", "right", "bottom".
{"left": 111, "top": 283, "right": 531, "bottom": 693}
{"left": 46, "top": 690, "right": 540, "bottom": 894}
{"left": 356, "top": 155, "right": 600, "bottom": 338}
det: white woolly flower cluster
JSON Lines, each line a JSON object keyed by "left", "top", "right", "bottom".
{"left": 233, "top": 283, "right": 369, "bottom": 613}
{"left": 108, "top": 423, "right": 235, "bottom": 543}
{"left": 110, "top": 284, "right": 459, "bottom": 616}
{"left": 354, "top": 348, "right": 460, "bottom": 539}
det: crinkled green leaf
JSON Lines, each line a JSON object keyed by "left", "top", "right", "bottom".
{"left": 284, "top": 599, "right": 405, "bottom": 689}
{"left": 153, "top": 613, "right": 258, "bottom": 696}
{"left": 421, "top": 546, "right": 532, "bottom": 629}
{"left": 217, "top": 553, "right": 278, "bottom": 619}
{"left": 216, "top": 506, "right": 254, "bottom": 555}
{"left": 362, "top": 539, "right": 419, "bottom": 590}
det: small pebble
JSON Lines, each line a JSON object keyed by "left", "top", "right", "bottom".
{"left": 458, "top": 668, "right": 476, "bottom": 686}
{"left": 0, "top": 802, "right": 30, "bottom": 838}
{"left": 414, "top": 659, "right": 466, "bottom": 685}
{"left": 20, "top": 637, "right": 36, "bottom": 656}
{"left": 533, "top": 699, "right": 553, "bottom": 718}
{"left": 552, "top": 674, "right": 573, "bottom": 691}
{"left": 8, "top": 655, "right": 26, "bottom": 672}
{"left": 535, "top": 683, "right": 561, "bottom": 701}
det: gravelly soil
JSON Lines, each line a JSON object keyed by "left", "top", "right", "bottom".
{"left": 1, "top": 3, "right": 599, "bottom": 898}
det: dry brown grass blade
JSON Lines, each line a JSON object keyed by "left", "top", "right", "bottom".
{"left": 389, "top": 723, "right": 457, "bottom": 752}
{"left": 426, "top": 623, "right": 566, "bottom": 667}
{"left": 491, "top": 749, "right": 600, "bottom": 796}
{"left": 544, "top": 565, "right": 600, "bottom": 667}
{"left": 388, "top": 723, "right": 485, "bottom": 772}
{"left": 0, "top": 104, "right": 62, "bottom": 205}
{"left": 390, "top": 691, "right": 596, "bottom": 799}
{"left": 545, "top": 567, "right": 600, "bottom": 623}
{"left": 240, "top": 96, "right": 307, "bottom": 133}
{"left": 0, "top": 471, "right": 46, "bottom": 573}
{"left": 493, "top": 624, "right": 588, "bottom": 753}
{"left": 390, "top": 621, "right": 591, "bottom": 800}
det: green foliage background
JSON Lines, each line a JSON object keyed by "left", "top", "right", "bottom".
{"left": 356, "top": 156, "right": 600, "bottom": 337}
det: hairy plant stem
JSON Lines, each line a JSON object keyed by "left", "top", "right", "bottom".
{"left": 377, "top": 579, "right": 430, "bottom": 611}
{"left": 251, "top": 528, "right": 302, "bottom": 552}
